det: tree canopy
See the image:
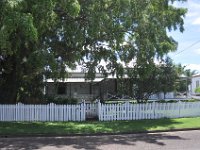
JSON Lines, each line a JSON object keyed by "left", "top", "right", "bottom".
{"left": 0, "top": 0, "right": 187, "bottom": 103}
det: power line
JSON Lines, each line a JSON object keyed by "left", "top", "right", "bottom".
{"left": 173, "top": 39, "right": 200, "bottom": 56}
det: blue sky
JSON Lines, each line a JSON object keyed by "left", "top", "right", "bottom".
{"left": 168, "top": 0, "right": 200, "bottom": 72}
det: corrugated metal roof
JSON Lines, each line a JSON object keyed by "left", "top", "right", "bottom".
{"left": 45, "top": 72, "right": 130, "bottom": 83}
{"left": 46, "top": 78, "right": 104, "bottom": 83}
{"left": 192, "top": 74, "right": 200, "bottom": 78}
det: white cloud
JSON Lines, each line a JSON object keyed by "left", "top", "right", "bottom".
{"left": 184, "top": 1, "right": 200, "bottom": 26}
{"left": 185, "top": 64, "right": 200, "bottom": 72}
{"left": 194, "top": 48, "right": 200, "bottom": 55}
{"left": 186, "top": 12, "right": 199, "bottom": 17}
{"left": 188, "top": 1, "right": 200, "bottom": 10}
{"left": 192, "top": 17, "right": 200, "bottom": 25}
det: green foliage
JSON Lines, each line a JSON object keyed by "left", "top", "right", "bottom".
{"left": 64, "top": 0, "right": 80, "bottom": 17}
{"left": 181, "top": 99, "right": 200, "bottom": 102}
{"left": 158, "top": 57, "right": 177, "bottom": 95}
{"left": 121, "top": 57, "right": 178, "bottom": 101}
{"left": 0, "top": 0, "right": 81, "bottom": 103}
{"left": 195, "top": 87, "right": 200, "bottom": 94}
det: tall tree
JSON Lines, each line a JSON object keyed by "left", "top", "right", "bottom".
{"left": 122, "top": 57, "right": 178, "bottom": 101}
{"left": 158, "top": 57, "right": 177, "bottom": 99}
{"left": 0, "top": 0, "right": 187, "bottom": 103}
{"left": 0, "top": 0, "right": 81, "bottom": 103}
{"left": 129, "top": 65, "right": 161, "bottom": 101}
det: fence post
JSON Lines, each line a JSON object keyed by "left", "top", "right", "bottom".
{"left": 125, "top": 101, "right": 129, "bottom": 120}
{"left": 153, "top": 101, "right": 156, "bottom": 119}
{"left": 98, "top": 100, "right": 101, "bottom": 121}
{"left": 82, "top": 100, "right": 86, "bottom": 121}
{"left": 178, "top": 100, "right": 181, "bottom": 118}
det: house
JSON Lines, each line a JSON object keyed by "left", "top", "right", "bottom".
{"left": 44, "top": 71, "right": 176, "bottom": 102}
{"left": 44, "top": 72, "right": 118, "bottom": 101}
{"left": 190, "top": 74, "right": 200, "bottom": 95}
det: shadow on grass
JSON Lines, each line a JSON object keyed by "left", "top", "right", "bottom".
{"left": 0, "top": 118, "right": 191, "bottom": 149}
{"left": 0, "top": 118, "right": 183, "bottom": 134}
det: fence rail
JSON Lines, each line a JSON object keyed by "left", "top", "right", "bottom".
{"left": 0, "top": 103, "right": 85, "bottom": 122}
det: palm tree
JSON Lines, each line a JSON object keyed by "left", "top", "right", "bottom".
{"left": 175, "top": 64, "right": 197, "bottom": 97}
{"left": 184, "top": 69, "right": 198, "bottom": 84}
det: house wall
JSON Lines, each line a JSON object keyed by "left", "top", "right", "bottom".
{"left": 46, "top": 83, "right": 57, "bottom": 96}
{"left": 69, "top": 83, "right": 91, "bottom": 99}
{"left": 46, "top": 82, "right": 101, "bottom": 100}
{"left": 191, "top": 75, "right": 200, "bottom": 94}
{"left": 100, "top": 79, "right": 117, "bottom": 99}
{"left": 46, "top": 78, "right": 117, "bottom": 100}
{"left": 149, "top": 92, "right": 175, "bottom": 99}
{"left": 46, "top": 79, "right": 177, "bottom": 100}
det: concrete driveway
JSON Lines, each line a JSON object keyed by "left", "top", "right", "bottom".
{"left": 1, "top": 130, "right": 200, "bottom": 150}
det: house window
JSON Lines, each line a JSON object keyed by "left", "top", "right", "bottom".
{"left": 57, "top": 84, "right": 66, "bottom": 95}
{"left": 196, "top": 80, "right": 199, "bottom": 88}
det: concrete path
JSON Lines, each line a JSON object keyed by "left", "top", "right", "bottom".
{"left": 1, "top": 130, "right": 200, "bottom": 150}
{"left": 191, "top": 95, "right": 200, "bottom": 100}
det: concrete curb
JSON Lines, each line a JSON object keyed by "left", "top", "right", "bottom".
{"left": 1, "top": 128, "right": 200, "bottom": 138}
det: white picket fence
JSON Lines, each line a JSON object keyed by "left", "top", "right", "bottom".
{"left": 0, "top": 103, "right": 86, "bottom": 122}
{"left": 1, "top": 101, "right": 200, "bottom": 122}
{"left": 98, "top": 101, "right": 200, "bottom": 121}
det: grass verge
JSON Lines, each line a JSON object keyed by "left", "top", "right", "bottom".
{"left": 1, "top": 117, "right": 200, "bottom": 135}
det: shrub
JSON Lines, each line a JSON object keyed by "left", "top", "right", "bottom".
{"left": 45, "top": 96, "right": 78, "bottom": 104}
{"left": 181, "top": 99, "right": 200, "bottom": 102}
{"left": 195, "top": 87, "right": 200, "bottom": 94}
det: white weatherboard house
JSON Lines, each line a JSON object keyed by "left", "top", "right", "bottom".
{"left": 190, "top": 74, "right": 200, "bottom": 95}
{"left": 44, "top": 72, "right": 175, "bottom": 101}
{"left": 45, "top": 72, "right": 118, "bottom": 101}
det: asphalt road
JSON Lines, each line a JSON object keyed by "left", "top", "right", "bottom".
{"left": 1, "top": 130, "right": 200, "bottom": 150}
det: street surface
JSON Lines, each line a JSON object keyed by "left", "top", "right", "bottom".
{"left": 1, "top": 130, "right": 200, "bottom": 150}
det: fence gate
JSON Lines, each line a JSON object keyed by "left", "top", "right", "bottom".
{"left": 85, "top": 103, "right": 99, "bottom": 119}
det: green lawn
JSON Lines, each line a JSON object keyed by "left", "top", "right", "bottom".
{"left": 1, "top": 117, "right": 200, "bottom": 135}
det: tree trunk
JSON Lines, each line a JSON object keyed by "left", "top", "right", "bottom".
{"left": 0, "top": 70, "right": 18, "bottom": 104}
{"left": 0, "top": 56, "right": 18, "bottom": 104}
{"left": 164, "top": 92, "right": 166, "bottom": 99}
